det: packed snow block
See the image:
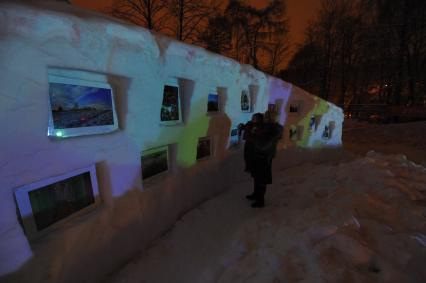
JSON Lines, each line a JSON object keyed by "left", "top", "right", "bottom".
{"left": 0, "top": 1, "right": 343, "bottom": 282}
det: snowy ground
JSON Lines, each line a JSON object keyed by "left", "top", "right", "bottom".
{"left": 105, "top": 123, "right": 426, "bottom": 283}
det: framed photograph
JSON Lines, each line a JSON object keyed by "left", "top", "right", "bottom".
{"left": 228, "top": 128, "right": 240, "bottom": 148}
{"left": 310, "top": 115, "right": 322, "bottom": 131}
{"left": 47, "top": 75, "right": 119, "bottom": 138}
{"left": 289, "top": 125, "right": 298, "bottom": 141}
{"left": 207, "top": 92, "right": 219, "bottom": 113}
{"left": 288, "top": 100, "right": 302, "bottom": 115}
{"left": 322, "top": 125, "right": 330, "bottom": 138}
{"left": 309, "top": 115, "right": 316, "bottom": 131}
{"left": 241, "top": 90, "right": 251, "bottom": 112}
{"left": 160, "top": 79, "right": 182, "bottom": 125}
{"left": 196, "top": 137, "right": 213, "bottom": 161}
{"left": 14, "top": 165, "right": 100, "bottom": 240}
{"left": 141, "top": 145, "right": 169, "bottom": 180}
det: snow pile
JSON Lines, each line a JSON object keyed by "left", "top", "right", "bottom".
{"left": 108, "top": 151, "right": 426, "bottom": 283}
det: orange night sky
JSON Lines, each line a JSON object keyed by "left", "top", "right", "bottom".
{"left": 71, "top": 0, "right": 320, "bottom": 55}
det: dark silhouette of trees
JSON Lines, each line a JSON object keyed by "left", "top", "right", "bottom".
{"left": 201, "top": 0, "right": 289, "bottom": 74}
{"left": 284, "top": 0, "right": 426, "bottom": 108}
{"left": 109, "top": 0, "right": 168, "bottom": 31}
{"left": 167, "top": 0, "right": 220, "bottom": 43}
{"left": 105, "top": 0, "right": 289, "bottom": 75}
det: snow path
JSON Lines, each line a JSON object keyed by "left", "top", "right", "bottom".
{"left": 105, "top": 150, "right": 426, "bottom": 283}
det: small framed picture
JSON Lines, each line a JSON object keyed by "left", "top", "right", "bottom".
{"left": 228, "top": 128, "right": 240, "bottom": 148}
{"left": 288, "top": 100, "right": 302, "bottom": 115}
{"left": 289, "top": 125, "right": 298, "bottom": 141}
{"left": 141, "top": 145, "right": 169, "bottom": 180}
{"left": 309, "top": 115, "right": 316, "bottom": 131}
{"left": 241, "top": 90, "right": 251, "bottom": 112}
{"left": 160, "top": 79, "right": 182, "bottom": 125}
{"left": 322, "top": 121, "right": 336, "bottom": 139}
{"left": 14, "top": 165, "right": 100, "bottom": 240}
{"left": 310, "top": 115, "right": 322, "bottom": 131}
{"left": 207, "top": 91, "right": 219, "bottom": 113}
{"left": 47, "top": 75, "right": 119, "bottom": 138}
{"left": 196, "top": 137, "right": 213, "bottom": 161}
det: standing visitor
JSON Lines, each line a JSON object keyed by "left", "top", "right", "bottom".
{"left": 246, "top": 110, "right": 283, "bottom": 208}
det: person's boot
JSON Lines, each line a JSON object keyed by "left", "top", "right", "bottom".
{"left": 251, "top": 201, "right": 264, "bottom": 208}
{"left": 245, "top": 193, "right": 256, "bottom": 200}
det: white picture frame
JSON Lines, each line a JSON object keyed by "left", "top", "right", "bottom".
{"left": 14, "top": 165, "right": 100, "bottom": 240}
{"left": 141, "top": 145, "right": 169, "bottom": 181}
{"left": 160, "top": 78, "right": 182, "bottom": 125}
{"left": 47, "top": 75, "right": 119, "bottom": 138}
{"left": 196, "top": 136, "right": 213, "bottom": 161}
{"left": 207, "top": 87, "right": 219, "bottom": 113}
{"left": 241, "top": 90, "right": 251, "bottom": 113}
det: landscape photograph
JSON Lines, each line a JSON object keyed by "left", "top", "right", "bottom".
{"left": 49, "top": 82, "right": 114, "bottom": 129}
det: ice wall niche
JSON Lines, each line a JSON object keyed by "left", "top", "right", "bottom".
{"left": 0, "top": 1, "right": 344, "bottom": 282}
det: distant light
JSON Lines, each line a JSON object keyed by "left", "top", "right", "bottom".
{"left": 56, "top": 131, "right": 63, "bottom": 137}
{"left": 384, "top": 84, "right": 388, "bottom": 87}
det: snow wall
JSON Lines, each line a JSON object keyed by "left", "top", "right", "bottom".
{"left": 0, "top": 1, "right": 343, "bottom": 282}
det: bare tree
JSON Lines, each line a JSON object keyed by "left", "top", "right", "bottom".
{"left": 109, "top": 0, "right": 168, "bottom": 31}
{"left": 167, "top": 0, "right": 219, "bottom": 43}
{"left": 242, "top": 0, "right": 287, "bottom": 69}
{"left": 199, "top": 15, "right": 232, "bottom": 54}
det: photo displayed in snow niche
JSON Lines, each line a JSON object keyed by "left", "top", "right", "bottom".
{"left": 310, "top": 115, "right": 322, "bottom": 131}
{"left": 289, "top": 125, "right": 298, "bottom": 141}
{"left": 160, "top": 79, "right": 182, "bottom": 125}
{"left": 288, "top": 100, "right": 302, "bottom": 115}
{"left": 322, "top": 124, "right": 331, "bottom": 138}
{"left": 328, "top": 121, "right": 336, "bottom": 138}
{"left": 207, "top": 91, "right": 219, "bottom": 113}
{"left": 47, "top": 75, "right": 118, "bottom": 138}
{"left": 14, "top": 165, "right": 100, "bottom": 239}
{"left": 241, "top": 90, "right": 251, "bottom": 112}
{"left": 228, "top": 128, "right": 240, "bottom": 148}
{"left": 197, "top": 137, "right": 213, "bottom": 160}
{"left": 141, "top": 145, "right": 169, "bottom": 180}
{"left": 309, "top": 115, "right": 316, "bottom": 131}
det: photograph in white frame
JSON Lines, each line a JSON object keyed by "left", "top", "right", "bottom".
{"left": 289, "top": 125, "right": 298, "bottom": 141}
{"left": 47, "top": 75, "right": 119, "bottom": 138}
{"left": 309, "top": 115, "right": 316, "bottom": 131}
{"left": 241, "top": 90, "right": 251, "bottom": 112}
{"left": 160, "top": 78, "right": 182, "bottom": 125}
{"left": 288, "top": 100, "right": 302, "bottom": 115}
{"left": 228, "top": 128, "right": 240, "bottom": 148}
{"left": 196, "top": 137, "right": 213, "bottom": 160}
{"left": 141, "top": 145, "right": 169, "bottom": 180}
{"left": 14, "top": 165, "right": 100, "bottom": 240}
{"left": 207, "top": 87, "right": 219, "bottom": 113}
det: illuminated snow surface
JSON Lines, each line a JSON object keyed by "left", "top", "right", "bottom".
{"left": 107, "top": 123, "right": 426, "bottom": 283}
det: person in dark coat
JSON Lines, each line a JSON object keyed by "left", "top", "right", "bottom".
{"left": 246, "top": 110, "right": 283, "bottom": 208}
{"left": 238, "top": 113, "right": 264, "bottom": 174}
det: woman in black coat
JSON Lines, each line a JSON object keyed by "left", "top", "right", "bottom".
{"left": 246, "top": 110, "right": 283, "bottom": 208}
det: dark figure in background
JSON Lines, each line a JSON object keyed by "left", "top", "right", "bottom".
{"left": 238, "top": 113, "right": 264, "bottom": 174}
{"left": 246, "top": 110, "right": 283, "bottom": 208}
